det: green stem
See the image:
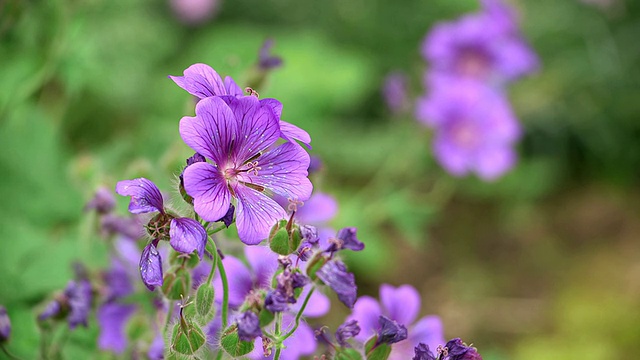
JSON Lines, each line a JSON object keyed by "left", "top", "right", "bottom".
{"left": 205, "top": 241, "right": 218, "bottom": 285}
{"left": 280, "top": 287, "right": 315, "bottom": 341}
{"left": 273, "top": 312, "right": 283, "bottom": 360}
{"left": 210, "top": 237, "right": 229, "bottom": 329}
{"left": 207, "top": 223, "right": 229, "bottom": 236}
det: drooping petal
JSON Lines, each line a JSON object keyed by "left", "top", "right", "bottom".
{"left": 97, "top": 302, "right": 136, "bottom": 354}
{"left": 316, "top": 260, "right": 357, "bottom": 309}
{"left": 380, "top": 284, "right": 421, "bottom": 327}
{"left": 212, "top": 255, "right": 253, "bottom": 307}
{"left": 296, "top": 192, "right": 338, "bottom": 225}
{"left": 279, "top": 121, "right": 312, "bottom": 148}
{"left": 169, "top": 63, "right": 227, "bottom": 99}
{"left": 410, "top": 316, "right": 446, "bottom": 354}
{"left": 336, "top": 320, "right": 361, "bottom": 347}
{"left": 348, "top": 296, "right": 382, "bottom": 342}
{"left": 234, "top": 185, "right": 287, "bottom": 245}
{"left": 376, "top": 315, "right": 408, "bottom": 346}
{"left": 244, "top": 246, "right": 279, "bottom": 289}
{"left": 140, "top": 242, "right": 163, "bottom": 291}
{"left": 115, "top": 178, "right": 164, "bottom": 214}
{"left": 222, "top": 96, "right": 281, "bottom": 163}
{"left": 183, "top": 162, "right": 232, "bottom": 223}
{"left": 169, "top": 217, "right": 207, "bottom": 258}
{"left": 239, "top": 142, "right": 312, "bottom": 201}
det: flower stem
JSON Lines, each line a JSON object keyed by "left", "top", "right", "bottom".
{"left": 273, "top": 312, "right": 283, "bottom": 360}
{"left": 280, "top": 287, "right": 315, "bottom": 341}
{"left": 205, "top": 238, "right": 219, "bottom": 285}
{"left": 210, "top": 237, "right": 229, "bottom": 329}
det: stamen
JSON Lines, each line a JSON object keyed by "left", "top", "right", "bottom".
{"left": 287, "top": 198, "right": 304, "bottom": 212}
{"left": 246, "top": 161, "right": 261, "bottom": 176}
{"left": 245, "top": 87, "right": 260, "bottom": 98}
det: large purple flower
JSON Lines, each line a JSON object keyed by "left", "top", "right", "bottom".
{"left": 421, "top": 0, "right": 538, "bottom": 85}
{"left": 347, "top": 284, "right": 445, "bottom": 360}
{"left": 180, "top": 96, "right": 312, "bottom": 245}
{"left": 416, "top": 75, "right": 520, "bottom": 180}
{"left": 116, "top": 178, "right": 207, "bottom": 289}
{"left": 170, "top": 63, "right": 311, "bottom": 147}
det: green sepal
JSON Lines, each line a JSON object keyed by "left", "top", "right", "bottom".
{"left": 364, "top": 335, "right": 390, "bottom": 360}
{"left": 269, "top": 220, "right": 292, "bottom": 255}
{"left": 162, "top": 266, "right": 191, "bottom": 301}
{"left": 335, "top": 348, "right": 364, "bottom": 360}
{"left": 170, "top": 320, "right": 206, "bottom": 355}
{"left": 220, "top": 324, "right": 255, "bottom": 357}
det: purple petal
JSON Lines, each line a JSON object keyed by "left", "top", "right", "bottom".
{"left": 213, "top": 255, "right": 253, "bottom": 307}
{"left": 84, "top": 187, "right": 116, "bottom": 214}
{"left": 233, "top": 185, "right": 287, "bottom": 245}
{"left": 279, "top": 121, "right": 312, "bottom": 148}
{"left": 316, "top": 260, "right": 357, "bottom": 309}
{"left": 380, "top": 284, "right": 420, "bottom": 326}
{"left": 237, "top": 311, "right": 262, "bottom": 341}
{"left": 180, "top": 96, "right": 237, "bottom": 165}
{"left": 183, "top": 162, "right": 232, "bottom": 222}
{"left": 336, "top": 320, "right": 360, "bottom": 347}
{"left": 244, "top": 246, "right": 279, "bottom": 289}
{"left": 104, "top": 258, "right": 134, "bottom": 300}
{"left": 296, "top": 192, "right": 338, "bottom": 225}
{"left": 239, "top": 142, "right": 312, "bottom": 201}
{"left": 475, "top": 146, "right": 517, "bottom": 181}
{"left": 140, "top": 242, "right": 163, "bottom": 291}
{"left": 260, "top": 98, "right": 283, "bottom": 119}
{"left": 147, "top": 331, "right": 165, "bottom": 360}
{"left": 97, "top": 302, "right": 136, "bottom": 354}
{"left": 348, "top": 296, "right": 382, "bottom": 342}
{"left": 115, "top": 178, "right": 164, "bottom": 214}
{"left": 410, "top": 316, "right": 446, "bottom": 353}
{"left": 169, "top": 217, "right": 207, "bottom": 257}
{"left": 376, "top": 315, "right": 408, "bottom": 346}
{"left": 66, "top": 279, "right": 92, "bottom": 329}
{"left": 224, "top": 76, "right": 244, "bottom": 96}
{"left": 249, "top": 318, "right": 316, "bottom": 360}
{"left": 291, "top": 287, "right": 330, "bottom": 318}
{"left": 222, "top": 96, "right": 281, "bottom": 163}
{"left": 169, "top": 63, "right": 226, "bottom": 99}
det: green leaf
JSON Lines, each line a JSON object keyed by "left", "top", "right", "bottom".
{"left": 220, "top": 325, "right": 255, "bottom": 357}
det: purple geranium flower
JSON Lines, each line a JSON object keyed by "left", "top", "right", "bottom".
{"left": 416, "top": 75, "right": 521, "bottom": 180}
{"left": 116, "top": 178, "right": 207, "bottom": 289}
{"left": 170, "top": 63, "right": 311, "bottom": 148}
{"left": 347, "top": 284, "right": 445, "bottom": 360}
{"left": 421, "top": 0, "right": 538, "bottom": 84}
{"left": 180, "top": 96, "right": 312, "bottom": 245}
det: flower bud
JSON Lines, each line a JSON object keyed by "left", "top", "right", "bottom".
{"left": 236, "top": 311, "right": 262, "bottom": 341}
{"left": 170, "top": 318, "right": 206, "bottom": 355}
{"left": 195, "top": 284, "right": 215, "bottom": 319}
{"left": 220, "top": 324, "right": 255, "bottom": 357}
{"left": 268, "top": 219, "right": 302, "bottom": 255}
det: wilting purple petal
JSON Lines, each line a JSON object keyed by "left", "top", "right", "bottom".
{"left": 101, "top": 215, "right": 145, "bottom": 240}
{"left": 336, "top": 320, "right": 360, "bottom": 347}
{"left": 169, "top": 217, "right": 207, "bottom": 257}
{"left": 264, "top": 289, "right": 291, "bottom": 313}
{"left": 445, "top": 338, "right": 483, "bottom": 360}
{"left": 413, "top": 343, "right": 437, "bottom": 360}
{"left": 334, "top": 227, "right": 365, "bottom": 252}
{"left": 217, "top": 203, "right": 235, "bottom": 227}
{"left": 376, "top": 315, "right": 408, "bottom": 346}
{"left": 380, "top": 284, "right": 420, "bottom": 328}
{"left": 237, "top": 311, "right": 262, "bottom": 341}
{"left": 180, "top": 97, "right": 238, "bottom": 165}
{"left": 0, "top": 306, "right": 11, "bottom": 342}
{"left": 244, "top": 246, "right": 279, "bottom": 289}
{"left": 233, "top": 185, "right": 287, "bottom": 245}
{"left": 183, "top": 162, "right": 232, "bottom": 223}
{"left": 213, "top": 255, "right": 253, "bottom": 307}
{"left": 115, "top": 178, "right": 164, "bottom": 214}
{"left": 238, "top": 142, "right": 312, "bottom": 202}
{"left": 348, "top": 296, "right": 382, "bottom": 342}
{"left": 97, "top": 302, "right": 136, "bottom": 354}
{"left": 84, "top": 187, "right": 116, "bottom": 214}
{"left": 38, "top": 300, "right": 62, "bottom": 322}
{"left": 65, "top": 279, "right": 92, "bottom": 329}
{"left": 169, "top": 63, "right": 227, "bottom": 99}
{"left": 140, "top": 242, "right": 163, "bottom": 291}
{"left": 410, "top": 316, "right": 446, "bottom": 354}
{"left": 316, "top": 260, "right": 357, "bottom": 309}
{"left": 296, "top": 193, "right": 338, "bottom": 225}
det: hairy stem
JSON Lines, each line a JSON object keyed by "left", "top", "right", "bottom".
{"left": 211, "top": 237, "right": 229, "bottom": 329}
{"left": 281, "top": 287, "right": 315, "bottom": 341}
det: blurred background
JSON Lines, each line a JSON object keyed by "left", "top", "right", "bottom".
{"left": 1, "top": 0, "right": 640, "bottom": 359}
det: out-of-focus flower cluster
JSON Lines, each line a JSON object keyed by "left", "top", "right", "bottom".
{"left": 416, "top": 0, "right": 538, "bottom": 180}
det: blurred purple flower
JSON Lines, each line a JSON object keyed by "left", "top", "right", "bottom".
{"left": 39, "top": 279, "right": 92, "bottom": 329}
{"left": 170, "top": 0, "right": 220, "bottom": 26}
{"left": 347, "top": 284, "right": 445, "bottom": 360}
{"left": 258, "top": 39, "right": 283, "bottom": 71}
{"left": 383, "top": 72, "right": 409, "bottom": 114}
{"left": 170, "top": 63, "right": 311, "bottom": 147}
{"left": 416, "top": 75, "right": 521, "bottom": 180}
{"left": 0, "top": 306, "right": 10, "bottom": 342}
{"left": 84, "top": 187, "right": 116, "bottom": 214}
{"left": 421, "top": 0, "right": 538, "bottom": 84}
{"left": 180, "top": 96, "right": 312, "bottom": 244}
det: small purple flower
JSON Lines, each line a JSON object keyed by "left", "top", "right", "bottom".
{"left": 258, "top": 39, "right": 283, "bottom": 71}
{"left": 348, "top": 284, "right": 445, "bottom": 360}
{"left": 416, "top": 75, "right": 521, "bottom": 180}
{"left": 170, "top": 63, "right": 312, "bottom": 148}
{"left": 421, "top": 1, "right": 538, "bottom": 84}
{"left": 376, "top": 315, "right": 408, "bottom": 346}
{"left": 316, "top": 259, "right": 357, "bottom": 308}
{"left": 237, "top": 311, "right": 262, "bottom": 341}
{"left": 335, "top": 319, "right": 360, "bottom": 347}
{"left": 84, "top": 187, "right": 116, "bottom": 214}
{"left": 0, "top": 306, "right": 10, "bottom": 342}
{"left": 170, "top": 0, "right": 220, "bottom": 25}
{"left": 413, "top": 343, "right": 437, "bottom": 360}
{"left": 445, "top": 338, "right": 483, "bottom": 360}
{"left": 140, "top": 240, "right": 163, "bottom": 291}
{"left": 383, "top": 72, "right": 409, "bottom": 114}
{"left": 180, "top": 96, "right": 312, "bottom": 245}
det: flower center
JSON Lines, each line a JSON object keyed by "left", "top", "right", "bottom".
{"left": 456, "top": 47, "right": 491, "bottom": 79}
{"left": 450, "top": 119, "right": 479, "bottom": 149}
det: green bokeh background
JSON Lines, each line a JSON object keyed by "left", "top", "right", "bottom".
{"left": 1, "top": 0, "right": 640, "bottom": 358}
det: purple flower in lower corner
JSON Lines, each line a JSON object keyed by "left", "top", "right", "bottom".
{"left": 347, "top": 284, "right": 445, "bottom": 360}
{"left": 116, "top": 177, "right": 207, "bottom": 289}
{"left": 416, "top": 75, "right": 521, "bottom": 180}
{"left": 180, "top": 96, "right": 312, "bottom": 245}
{"left": 170, "top": 63, "right": 311, "bottom": 147}
{"left": 0, "top": 306, "right": 10, "bottom": 342}
{"left": 445, "top": 338, "right": 483, "bottom": 360}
